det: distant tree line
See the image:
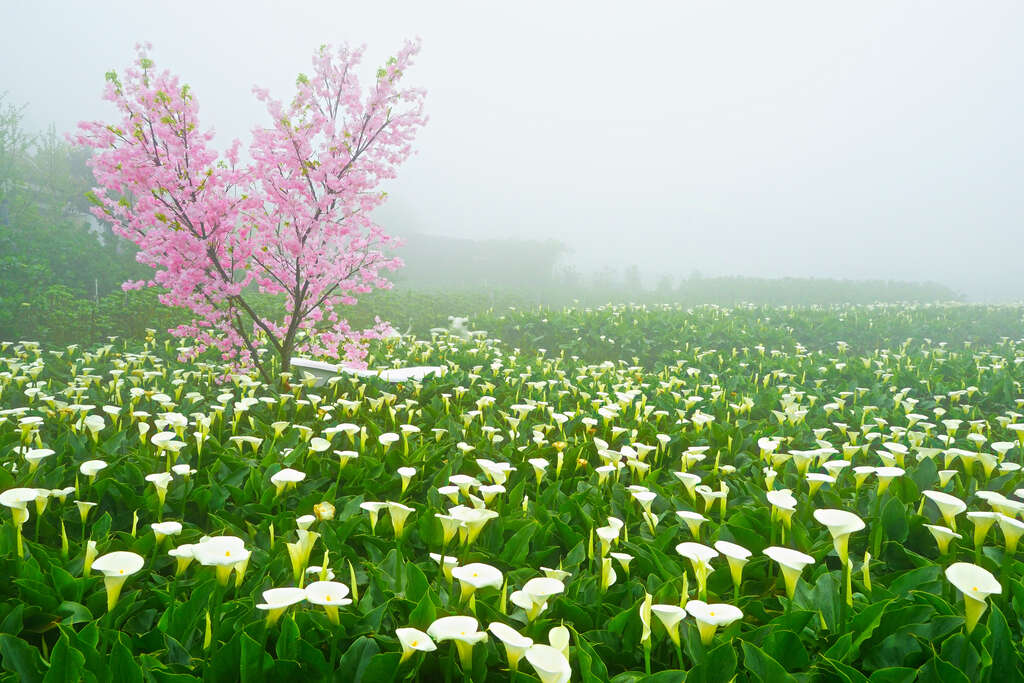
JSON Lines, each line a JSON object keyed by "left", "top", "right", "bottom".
{"left": 0, "top": 97, "right": 961, "bottom": 347}
{"left": 392, "top": 233, "right": 958, "bottom": 305}
{"left": 0, "top": 95, "right": 153, "bottom": 342}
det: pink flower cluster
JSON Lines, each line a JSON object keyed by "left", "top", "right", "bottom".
{"left": 74, "top": 41, "right": 426, "bottom": 380}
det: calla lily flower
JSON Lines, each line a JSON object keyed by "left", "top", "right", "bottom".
{"left": 256, "top": 587, "right": 306, "bottom": 627}
{"left": 610, "top": 551, "right": 633, "bottom": 577}
{"left": 448, "top": 505, "right": 498, "bottom": 545}
{"left": 685, "top": 600, "right": 743, "bottom": 645}
{"left": 0, "top": 487, "right": 37, "bottom": 557}
{"left": 286, "top": 529, "right": 320, "bottom": 582}
{"left": 967, "top": 511, "right": 1000, "bottom": 548}
{"left": 511, "top": 576, "right": 564, "bottom": 621}
{"left": 452, "top": 562, "right": 503, "bottom": 603}
{"left": 75, "top": 500, "right": 97, "bottom": 525}
{"left": 83, "top": 539, "right": 98, "bottom": 574}
{"left": 873, "top": 466, "right": 905, "bottom": 495}
{"left": 764, "top": 546, "right": 815, "bottom": 599}
{"left": 766, "top": 489, "right": 797, "bottom": 529}
{"left": 387, "top": 501, "right": 415, "bottom": 537}
{"left": 639, "top": 591, "right": 652, "bottom": 647}
{"left": 313, "top": 501, "right": 335, "bottom": 521}
{"left": 168, "top": 544, "right": 195, "bottom": 576}
{"left": 945, "top": 562, "right": 1001, "bottom": 633}
{"left": 541, "top": 566, "right": 571, "bottom": 581}
{"left": 997, "top": 513, "right": 1024, "bottom": 554}
{"left": 91, "top": 551, "right": 144, "bottom": 611}
{"left": 714, "top": 540, "right": 752, "bottom": 596}
{"left": 334, "top": 450, "right": 359, "bottom": 468}
{"left": 396, "top": 627, "right": 437, "bottom": 663}
{"left": 151, "top": 521, "right": 183, "bottom": 544}
{"left": 675, "top": 542, "right": 718, "bottom": 599}
{"left": 923, "top": 490, "right": 967, "bottom": 529}
{"left": 548, "top": 625, "right": 570, "bottom": 660}
{"left": 305, "top": 580, "right": 351, "bottom": 624}
{"left": 524, "top": 644, "right": 572, "bottom": 683}
{"left": 397, "top": 466, "right": 416, "bottom": 493}
{"left": 145, "top": 472, "right": 173, "bottom": 507}
{"left": 430, "top": 553, "right": 459, "bottom": 582}
{"left": 812, "top": 509, "right": 865, "bottom": 566}
{"left": 923, "top": 524, "right": 962, "bottom": 554}
{"left": 360, "top": 501, "right": 388, "bottom": 533}
{"left": 426, "top": 616, "right": 488, "bottom": 670}
{"left": 488, "top": 622, "right": 533, "bottom": 670}
{"left": 651, "top": 604, "right": 687, "bottom": 646}
{"left": 23, "top": 448, "right": 54, "bottom": 472}
{"left": 676, "top": 510, "right": 708, "bottom": 537}
{"left": 270, "top": 468, "right": 306, "bottom": 496}
{"left": 596, "top": 525, "right": 619, "bottom": 557}
{"left": 194, "top": 536, "right": 251, "bottom": 586}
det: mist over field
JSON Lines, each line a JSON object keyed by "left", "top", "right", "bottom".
{"left": 3, "top": 0, "right": 1022, "bottom": 302}
{"left": 6, "top": 6, "right": 1024, "bottom": 682}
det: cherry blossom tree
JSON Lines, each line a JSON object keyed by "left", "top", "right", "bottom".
{"left": 74, "top": 41, "right": 426, "bottom": 382}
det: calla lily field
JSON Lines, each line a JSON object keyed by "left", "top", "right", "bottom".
{"left": 2, "top": 303, "right": 1024, "bottom": 682}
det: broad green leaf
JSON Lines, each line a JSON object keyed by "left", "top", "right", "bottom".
{"left": 42, "top": 631, "right": 86, "bottom": 683}
{"left": 685, "top": 641, "right": 737, "bottom": 683}
{"left": 986, "top": 603, "right": 1018, "bottom": 682}
{"left": 574, "top": 628, "right": 612, "bottom": 683}
{"left": 0, "top": 634, "right": 46, "bottom": 683}
{"left": 275, "top": 616, "right": 300, "bottom": 661}
{"left": 108, "top": 638, "right": 144, "bottom": 683}
{"left": 881, "top": 497, "right": 909, "bottom": 543}
{"left": 337, "top": 636, "right": 380, "bottom": 683}
{"left": 741, "top": 640, "right": 797, "bottom": 682}
{"left": 917, "top": 654, "right": 970, "bottom": 683}
{"left": 867, "top": 667, "right": 916, "bottom": 683}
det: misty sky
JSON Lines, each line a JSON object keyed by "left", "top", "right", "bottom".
{"left": 4, "top": 1, "right": 1023, "bottom": 300}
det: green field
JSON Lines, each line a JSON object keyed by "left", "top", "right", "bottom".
{"left": 2, "top": 302, "right": 1024, "bottom": 682}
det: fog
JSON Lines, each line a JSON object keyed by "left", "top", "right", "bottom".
{"left": 5, "top": 0, "right": 1022, "bottom": 300}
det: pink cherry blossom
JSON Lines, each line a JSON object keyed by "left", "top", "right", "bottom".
{"left": 74, "top": 41, "right": 426, "bottom": 381}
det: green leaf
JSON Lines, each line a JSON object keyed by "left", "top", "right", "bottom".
{"left": 337, "top": 636, "right": 380, "bottom": 683}
{"left": 760, "top": 629, "right": 810, "bottom": 670}
{"left": 499, "top": 521, "right": 537, "bottom": 565}
{"left": 42, "top": 631, "right": 86, "bottom": 683}
{"left": 611, "top": 673, "right": 687, "bottom": 683}
{"left": 358, "top": 652, "right": 400, "bottom": 683}
{"left": 50, "top": 567, "right": 82, "bottom": 603}
{"left": 108, "top": 638, "right": 144, "bottom": 683}
{"left": 862, "top": 631, "right": 923, "bottom": 670}
{"left": 881, "top": 496, "right": 909, "bottom": 543}
{"left": 851, "top": 599, "right": 891, "bottom": 654}
{"left": 275, "top": 617, "right": 299, "bottom": 661}
{"left": 0, "top": 605, "right": 24, "bottom": 635}
{"left": 404, "top": 561, "right": 429, "bottom": 603}
{"left": 823, "top": 633, "right": 853, "bottom": 662}
{"left": 573, "top": 628, "right": 611, "bottom": 683}
{"left": 686, "top": 641, "right": 737, "bottom": 683}
{"left": 939, "top": 633, "right": 981, "bottom": 680}
{"left": 887, "top": 567, "right": 942, "bottom": 596}
{"left": 917, "top": 654, "right": 970, "bottom": 683}
{"left": 240, "top": 632, "right": 273, "bottom": 683}
{"left": 407, "top": 592, "right": 435, "bottom": 630}
{"left": 741, "top": 641, "right": 797, "bottom": 682}
{"left": 57, "top": 601, "right": 92, "bottom": 626}
{"left": 868, "top": 667, "right": 916, "bottom": 683}
{"left": 149, "top": 672, "right": 201, "bottom": 682}
{"left": 818, "top": 656, "right": 869, "bottom": 683}
{"left": 986, "top": 603, "right": 1018, "bottom": 682}
{"left": 0, "top": 634, "right": 46, "bottom": 683}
